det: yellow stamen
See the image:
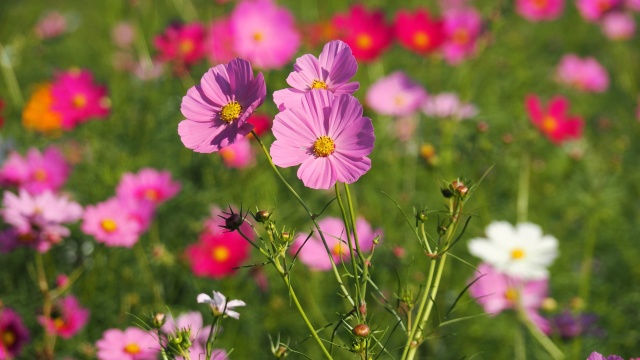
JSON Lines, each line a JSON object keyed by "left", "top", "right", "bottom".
{"left": 54, "top": 318, "right": 65, "bottom": 330}
{"left": 253, "top": 32, "right": 264, "bottom": 42}
{"left": 311, "top": 80, "right": 328, "bottom": 90}
{"left": 453, "top": 29, "right": 469, "bottom": 45}
{"left": 220, "top": 101, "right": 242, "bottom": 123}
{"left": 542, "top": 116, "right": 558, "bottom": 132}
{"left": 356, "top": 34, "right": 372, "bottom": 50}
{"left": 33, "top": 168, "right": 48, "bottom": 182}
{"left": 532, "top": 0, "right": 548, "bottom": 8}
{"left": 220, "top": 148, "right": 236, "bottom": 161}
{"left": 179, "top": 39, "right": 194, "bottom": 54}
{"left": 505, "top": 288, "right": 519, "bottom": 302}
{"left": 124, "top": 343, "right": 141, "bottom": 354}
{"left": 101, "top": 219, "right": 118, "bottom": 233}
{"left": 212, "top": 246, "right": 230, "bottom": 262}
{"left": 413, "top": 31, "right": 430, "bottom": 48}
{"left": 72, "top": 94, "right": 87, "bottom": 109}
{"left": 511, "top": 248, "right": 525, "bottom": 260}
{"left": 144, "top": 189, "right": 159, "bottom": 202}
{"left": 1, "top": 330, "right": 16, "bottom": 346}
{"left": 332, "top": 242, "right": 346, "bottom": 256}
{"left": 313, "top": 136, "right": 335, "bottom": 157}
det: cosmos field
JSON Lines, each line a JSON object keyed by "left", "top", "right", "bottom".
{"left": 1, "top": 0, "right": 639, "bottom": 359}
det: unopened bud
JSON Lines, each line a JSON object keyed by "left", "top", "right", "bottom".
{"left": 274, "top": 345, "right": 288, "bottom": 358}
{"left": 254, "top": 210, "right": 270, "bottom": 223}
{"left": 152, "top": 313, "right": 166, "bottom": 328}
{"left": 281, "top": 232, "right": 292, "bottom": 242}
{"left": 541, "top": 297, "right": 557, "bottom": 312}
{"left": 352, "top": 324, "right": 370, "bottom": 338}
{"left": 224, "top": 213, "right": 243, "bottom": 231}
{"left": 441, "top": 188, "right": 454, "bottom": 198}
{"left": 417, "top": 210, "right": 428, "bottom": 222}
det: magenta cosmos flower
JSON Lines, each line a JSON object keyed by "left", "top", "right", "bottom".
{"left": 116, "top": 168, "right": 181, "bottom": 207}
{"left": 442, "top": 8, "right": 483, "bottom": 65}
{"left": 178, "top": 58, "right": 266, "bottom": 153}
{"left": 365, "top": 71, "right": 427, "bottom": 117}
{"left": 0, "top": 146, "right": 70, "bottom": 195}
{"left": 577, "top": 0, "right": 623, "bottom": 21}
{"left": 525, "top": 95, "right": 584, "bottom": 144}
{"left": 271, "top": 91, "right": 375, "bottom": 189}
{"left": 0, "top": 308, "right": 30, "bottom": 359}
{"left": 96, "top": 327, "right": 159, "bottom": 360}
{"left": 186, "top": 231, "right": 251, "bottom": 278}
{"left": 555, "top": 54, "right": 609, "bottom": 92}
{"left": 601, "top": 12, "right": 636, "bottom": 40}
{"left": 516, "top": 0, "right": 565, "bottom": 21}
{"left": 153, "top": 22, "right": 206, "bottom": 68}
{"left": 51, "top": 68, "right": 110, "bottom": 129}
{"left": 81, "top": 198, "right": 142, "bottom": 247}
{"left": 219, "top": 137, "right": 255, "bottom": 169}
{"left": 230, "top": 0, "right": 300, "bottom": 70}
{"left": 586, "top": 352, "right": 624, "bottom": 360}
{"left": 38, "top": 295, "right": 90, "bottom": 339}
{"left": 332, "top": 5, "right": 393, "bottom": 62}
{"left": 394, "top": 9, "right": 445, "bottom": 54}
{"left": 206, "top": 17, "right": 236, "bottom": 65}
{"left": 273, "top": 40, "right": 359, "bottom": 111}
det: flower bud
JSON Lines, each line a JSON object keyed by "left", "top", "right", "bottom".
{"left": 224, "top": 213, "right": 243, "bottom": 231}
{"left": 352, "top": 324, "right": 370, "bottom": 338}
{"left": 281, "top": 232, "right": 292, "bottom": 242}
{"left": 152, "top": 313, "right": 166, "bottom": 328}
{"left": 254, "top": 210, "right": 270, "bottom": 223}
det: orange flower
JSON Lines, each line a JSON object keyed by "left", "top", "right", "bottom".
{"left": 22, "top": 83, "right": 63, "bottom": 133}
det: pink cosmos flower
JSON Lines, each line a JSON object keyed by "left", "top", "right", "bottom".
{"left": 230, "top": 0, "right": 300, "bottom": 70}
{"left": 153, "top": 22, "right": 206, "bottom": 68}
{"left": 116, "top": 168, "right": 181, "bottom": 208}
{"left": 273, "top": 40, "right": 359, "bottom": 111}
{"left": 178, "top": 58, "right": 266, "bottom": 153}
{"left": 332, "top": 5, "right": 393, "bottom": 62}
{"left": 160, "top": 311, "right": 228, "bottom": 360}
{"left": 576, "top": 0, "right": 623, "bottom": 21}
{"left": 365, "top": 72, "right": 427, "bottom": 117}
{"left": 112, "top": 22, "right": 136, "bottom": 49}
{"left": 96, "top": 327, "right": 159, "bottom": 360}
{"left": 586, "top": 352, "right": 624, "bottom": 360}
{"left": 627, "top": 0, "right": 640, "bottom": 10}
{"left": 0, "top": 146, "right": 71, "bottom": 195}
{"left": 219, "top": 137, "right": 255, "bottom": 168}
{"left": 51, "top": 69, "right": 111, "bottom": 129}
{"left": 442, "top": 8, "right": 483, "bottom": 64}
{"left": 186, "top": 231, "right": 251, "bottom": 278}
{"left": 601, "top": 12, "right": 636, "bottom": 39}
{"left": 291, "top": 216, "right": 382, "bottom": 271}
{"left": 271, "top": 91, "right": 375, "bottom": 189}
{"left": 35, "top": 11, "right": 68, "bottom": 39}
{"left": 525, "top": 95, "right": 584, "bottom": 144}
{"left": 38, "top": 295, "right": 90, "bottom": 339}
{"left": 394, "top": 9, "right": 445, "bottom": 54}
{"left": 206, "top": 17, "right": 236, "bottom": 65}
{"left": 0, "top": 308, "right": 30, "bottom": 359}
{"left": 131, "top": 60, "right": 165, "bottom": 81}
{"left": 246, "top": 113, "right": 271, "bottom": 137}
{"left": 469, "top": 263, "right": 551, "bottom": 334}
{"left": 516, "top": 0, "right": 565, "bottom": 21}
{"left": 422, "top": 92, "right": 478, "bottom": 120}
{"left": 81, "top": 198, "right": 142, "bottom": 247}
{"left": 198, "top": 291, "right": 246, "bottom": 319}
{"left": 555, "top": 54, "right": 609, "bottom": 92}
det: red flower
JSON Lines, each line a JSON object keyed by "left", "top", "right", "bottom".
{"left": 246, "top": 113, "right": 272, "bottom": 137}
{"left": 186, "top": 231, "right": 250, "bottom": 278}
{"left": 525, "top": 95, "right": 584, "bottom": 144}
{"left": 394, "top": 9, "right": 445, "bottom": 54}
{"left": 332, "top": 5, "right": 393, "bottom": 62}
{"left": 154, "top": 22, "right": 206, "bottom": 70}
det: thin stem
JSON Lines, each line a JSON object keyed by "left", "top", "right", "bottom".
{"left": 517, "top": 152, "right": 530, "bottom": 223}
{"left": 517, "top": 306, "right": 565, "bottom": 360}
{"left": 335, "top": 184, "right": 363, "bottom": 318}
{"left": 344, "top": 183, "right": 369, "bottom": 301}
{"left": 514, "top": 316, "right": 526, "bottom": 360}
{"left": 0, "top": 43, "right": 23, "bottom": 107}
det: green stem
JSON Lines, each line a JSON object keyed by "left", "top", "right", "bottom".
{"left": 335, "top": 184, "right": 363, "bottom": 318}
{"left": 0, "top": 43, "right": 23, "bottom": 107}
{"left": 514, "top": 316, "right": 526, "bottom": 360}
{"left": 517, "top": 152, "right": 530, "bottom": 223}
{"left": 344, "top": 183, "right": 369, "bottom": 301}
{"left": 517, "top": 306, "right": 565, "bottom": 360}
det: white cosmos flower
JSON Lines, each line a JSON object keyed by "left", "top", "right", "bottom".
{"left": 468, "top": 221, "right": 558, "bottom": 280}
{"left": 197, "top": 291, "right": 246, "bottom": 320}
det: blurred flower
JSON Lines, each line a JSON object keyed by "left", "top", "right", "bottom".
{"left": 197, "top": 290, "right": 246, "bottom": 319}
{"left": 161, "top": 311, "right": 217, "bottom": 358}
{"left": 35, "top": 11, "right": 67, "bottom": 39}
{"left": 627, "top": 0, "right": 640, "bottom": 11}
{"left": 394, "top": 9, "right": 445, "bottom": 54}
{"left": 81, "top": 198, "right": 142, "bottom": 247}
{"left": 422, "top": 92, "right": 478, "bottom": 120}
{"left": 271, "top": 91, "right": 375, "bottom": 189}
{"left": 206, "top": 17, "right": 236, "bottom": 65}
{"left": 442, "top": 8, "right": 483, "bottom": 64}
{"left": 0, "top": 308, "right": 30, "bottom": 359}
{"left": 468, "top": 221, "right": 558, "bottom": 280}
{"left": 186, "top": 231, "right": 250, "bottom": 278}
{"left": 131, "top": 60, "right": 165, "bottom": 81}
{"left": 525, "top": 94, "right": 584, "bottom": 144}
{"left": 153, "top": 22, "right": 206, "bottom": 70}
{"left": 291, "top": 216, "right": 382, "bottom": 271}
{"left": 332, "top": 4, "right": 393, "bottom": 62}
{"left": 219, "top": 137, "right": 254, "bottom": 168}
{"left": 555, "top": 54, "right": 609, "bottom": 92}
{"left": 230, "top": 0, "right": 300, "bottom": 69}
{"left": 178, "top": 58, "right": 266, "bottom": 153}
{"left": 246, "top": 113, "right": 271, "bottom": 137}
{"left": 301, "top": 20, "right": 338, "bottom": 48}
{"left": 516, "top": 0, "right": 565, "bottom": 21}
{"left": 551, "top": 310, "right": 599, "bottom": 339}
{"left": 112, "top": 21, "right": 136, "bottom": 49}
{"left": 51, "top": 68, "right": 111, "bottom": 130}
{"left": 586, "top": 352, "right": 624, "bottom": 360}
{"left": 576, "top": 0, "right": 623, "bottom": 21}
{"left": 22, "top": 83, "right": 63, "bottom": 133}
{"left": 38, "top": 295, "right": 90, "bottom": 339}
{"left": 0, "top": 146, "right": 70, "bottom": 195}
{"left": 469, "top": 263, "right": 551, "bottom": 334}
{"left": 96, "top": 327, "right": 159, "bottom": 360}
{"left": 366, "top": 71, "right": 427, "bottom": 117}
{"left": 116, "top": 168, "right": 180, "bottom": 208}
{"left": 273, "top": 40, "right": 359, "bottom": 111}
{"left": 601, "top": 11, "right": 636, "bottom": 39}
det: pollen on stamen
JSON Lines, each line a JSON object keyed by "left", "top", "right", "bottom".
{"left": 313, "top": 136, "right": 335, "bottom": 157}
{"left": 311, "top": 80, "right": 328, "bottom": 90}
{"left": 413, "top": 32, "right": 430, "bottom": 48}
{"left": 511, "top": 248, "right": 525, "bottom": 260}
{"left": 220, "top": 101, "right": 243, "bottom": 123}
{"left": 542, "top": 116, "right": 558, "bottom": 132}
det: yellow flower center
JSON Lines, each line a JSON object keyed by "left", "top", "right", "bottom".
{"left": 124, "top": 343, "right": 141, "bottom": 354}
{"left": 505, "top": 287, "right": 519, "bottom": 302}
{"left": 313, "top": 136, "right": 335, "bottom": 157}
{"left": 332, "top": 242, "right": 346, "bottom": 256}
{"left": 413, "top": 31, "right": 430, "bottom": 48}
{"left": 394, "top": 96, "right": 405, "bottom": 106}
{"left": 532, "top": 0, "right": 548, "bottom": 8}
{"left": 101, "top": 219, "right": 118, "bottom": 233}
{"left": 1, "top": 330, "right": 16, "bottom": 347}
{"left": 511, "top": 248, "right": 525, "bottom": 260}
{"left": 220, "top": 148, "right": 236, "bottom": 161}
{"left": 356, "top": 34, "right": 372, "bottom": 50}
{"left": 54, "top": 317, "right": 65, "bottom": 330}
{"left": 453, "top": 29, "right": 469, "bottom": 45}
{"left": 311, "top": 80, "right": 328, "bottom": 90}
{"left": 33, "top": 168, "right": 48, "bottom": 181}
{"left": 542, "top": 116, "right": 558, "bottom": 132}
{"left": 72, "top": 94, "right": 87, "bottom": 109}
{"left": 253, "top": 32, "right": 264, "bottom": 42}
{"left": 212, "top": 246, "right": 230, "bottom": 262}
{"left": 220, "top": 101, "right": 242, "bottom": 123}
{"left": 179, "top": 39, "right": 194, "bottom": 54}
{"left": 144, "top": 189, "right": 159, "bottom": 202}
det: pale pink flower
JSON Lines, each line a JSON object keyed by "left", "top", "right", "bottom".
{"left": 555, "top": 54, "right": 609, "bottom": 92}
{"left": 116, "top": 168, "right": 180, "bottom": 208}
{"left": 273, "top": 40, "right": 359, "bottom": 111}
{"left": 96, "top": 327, "right": 159, "bottom": 360}
{"left": 178, "top": 58, "right": 266, "bottom": 153}
{"left": 81, "top": 198, "right": 142, "bottom": 247}
{"left": 442, "top": 8, "right": 483, "bottom": 64}
{"left": 206, "top": 17, "right": 236, "bottom": 65}
{"left": 0, "top": 146, "right": 71, "bottom": 195}
{"left": 422, "top": 92, "right": 478, "bottom": 120}
{"left": 38, "top": 295, "right": 90, "bottom": 339}
{"left": 197, "top": 291, "right": 246, "bottom": 319}
{"left": 271, "top": 91, "right": 375, "bottom": 189}
{"left": 35, "top": 11, "right": 67, "bottom": 39}
{"left": 601, "top": 12, "right": 636, "bottom": 39}
{"left": 516, "top": 0, "right": 565, "bottom": 21}
{"left": 131, "top": 60, "right": 165, "bottom": 81}
{"left": 219, "top": 137, "right": 254, "bottom": 168}
{"left": 366, "top": 71, "right": 427, "bottom": 117}
{"left": 627, "top": 0, "right": 640, "bottom": 11}
{"left": 576, "top": 0, "right": 623, "bottom": 21}
{"left": 112, "top": 22, "right": 136, "bottom": 49}
{"left": 162, "top": 312, "right": 211, "bottom": 344}
{"left": 230, "top": 0, "right": 300, "bottom": 69}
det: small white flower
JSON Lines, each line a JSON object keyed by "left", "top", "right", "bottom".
{"left": 197, "top": 291, "right": 246, "bottom": 320}
{"left": 468, "top": 221, "right": 558, "bottom": 280}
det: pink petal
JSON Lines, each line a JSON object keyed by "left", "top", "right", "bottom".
{"left": 273, "top": 88, "right": 306, "bottom": 111}
{"left": 297, "top": 157, "right": 337, "bottom": 189}
{"left": 287, "top": 54, "right": 321, "bottom": 89}
{"left": 331, "top": 153, "right": 371, "bottom": 184}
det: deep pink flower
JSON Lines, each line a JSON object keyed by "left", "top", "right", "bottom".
{"left": 219, "top": 137, "right": 255, "bottom": 168}
{"left": 0, "top": 308, "right": 30, "bottom": 359}
{"left": 0, "top": 146, "right": 71, "bottom": 195}
{"left": 586, "top": 352, "right": 624, "bottom": 360}
{"left": 442, "top": 8, "right": 483, "bottom": 64}
{"left": 291, "top": 216, "right": 382, "bottom": 271}
{"left": 273, "top": 40, "right": 359, "bottom": 111}
{"left": 365, "top": 71, "right": 427, "bottom": 117}
{"left": 153, "top": 22, "right": 206, "bottom": 67}
{"left": 516, "top": 0, "right": 565, "bottom": 21}
{"left": 185, "top": 231, "right": 251, "bottom": 278}
{"left": 271, "top": 91, "right": 375, "bottom": 189}
{"left": 38, "top": 295, "right": 90, "bottom": 339}
{"left": 469, "top": 263, "right": 551, "bottom": 334}
{"left": 116, "top": 168, "right": 181, "bottom": 208}
{"left": 394, "top": 9, "right": 445, "bottom": 54}
{"left": 178, "top": 58, "right": 266, "bottom": 153}
{"left": 81, "top": 198, "right": 142, "bottom": 247}
{"left": 555, "top": 54, "right": 609, "bottom": 92}
{"left": 332, "top": 5, "right": 393, "bottom": 62}
{"left": 525, "top": 95, "right": 584, "bottom": 144}
{"left": 51, "top": 69, "right": 111, "bottom": 129}
{"left": 230, "top": 0, "right": 300, "bottom": 69}
{"left": 422, "top": 92, "right": 478, "bottom": 120}
{"left": 96, "top": 327, "right": 159, "bottom": 360}
{"left": 206, "top": 17, "right": 236, "bottom": 65}
{"left": 246, "top": 113, "right": 271, "bottom": 137}
{"left": 601, "top": 11, "right": 636, "bottom": 39}
{"left": 35, "top": 11, "right": 68, "bottom": 39}
{"left": 576, "top": 0, "right": 623, "bottom": 21}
